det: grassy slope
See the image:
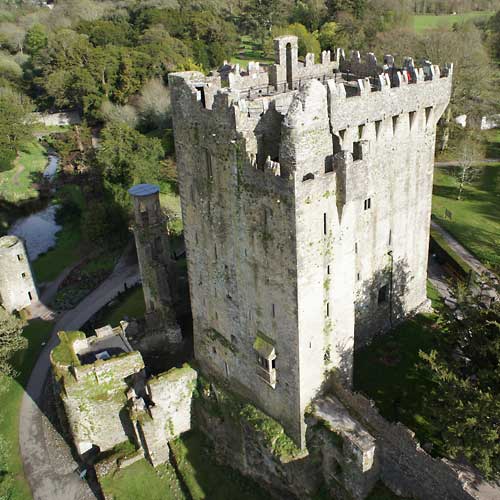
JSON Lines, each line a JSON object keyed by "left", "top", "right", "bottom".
{"left": 170, "top": 431, "right": 272, "bottom": 500}
{"left": 413, "top": 11, "right": 494, "bottom": 31}
{"left": 432, "top": 164, "right": 500, "bottom": 270}
{"left": 353, "top": 313, "right": 443, "bottom": 450}
{"left": 100, "top": 459, "right": 185, "bottom": 500}
{"left": 0, "top": 141, "right": 48, "bottom": 204}
{"left": 0, "top": 319, "right": 53, "bottom": 500}
{"left": 97, "top": 286, "right": 146, "bottom": 327}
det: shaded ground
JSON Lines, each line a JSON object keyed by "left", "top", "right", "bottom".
{"left": 231, "top": 35, "right": 273, "bottom": 67}
{"left": 353, "top": 312, "right": 445, "bottom": 452}
{"left": 170, "top": 430, "right": 272, "bottom": 500}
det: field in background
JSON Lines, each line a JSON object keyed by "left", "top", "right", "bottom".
{"left": 432, "top": 164, "right": 500, "bottom": 271}
{"left": 413, "top": 11, "right": 494, "bottom": 31}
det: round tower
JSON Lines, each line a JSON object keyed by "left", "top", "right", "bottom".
{"left": 128, "top": 184, "right": 182, "bottom": 348}
{"left": 0, "top": 235, "right": 38, "bottom": 313}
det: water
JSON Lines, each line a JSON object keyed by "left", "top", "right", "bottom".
{"left": 8, "top": 204, "right": 61, "bottom": 260}
{"left": 43, "top": 154, "right": 59, "bottom": 181}
{"left": 7, "top": 153, "right": 62, "bottom": 260}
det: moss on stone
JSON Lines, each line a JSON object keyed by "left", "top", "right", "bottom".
{"left": 206, "top": 328, "right": 238, "bottom": 354}
{"left": 52, "top": 331, "right": 85, "bottom": 367}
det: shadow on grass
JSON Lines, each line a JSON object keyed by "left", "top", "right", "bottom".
{"left": 170, "top": 430, "right": 272, "bottom": 500}
{"left": 353, "top": 313, "right": 445, "bottom": 451}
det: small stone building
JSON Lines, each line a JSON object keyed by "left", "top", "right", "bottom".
{"left": 0, "top": 235, "right": 38, "bottom": 313}
{"left": 50, "top": 323, "right": 196, "bottom": 469}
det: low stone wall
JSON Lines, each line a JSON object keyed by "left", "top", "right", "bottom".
{"left": 330, "top": 379, "right": 484, "bottom": 500}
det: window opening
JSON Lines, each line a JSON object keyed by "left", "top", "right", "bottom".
{"left": 364, "top": 198, "right": 371, "bottom": 210}
{"left": 302, "top": 173, "right": 315, "bottom": 182}
{"left": 195, "top": 85, "right": 206, "bottom": 108}
{"left": 378, "top": 285, "right": 388, "bottom": 304}
{"left": 375, "top": 120, "right": 382, "bottom": 139}
{"left": 353, "top": 141, "right": 363, "bottom": 161}
{"left": 323, "top": 213, "right": 327, "bottom": 235}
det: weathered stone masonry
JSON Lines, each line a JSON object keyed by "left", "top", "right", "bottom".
{"left": 0, "top": 235, "right": 38, "bottom": 313}
{"left": 169, "top": 35, "right": 453, "bottom": 448}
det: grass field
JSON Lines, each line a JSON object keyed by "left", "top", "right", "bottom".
{"left": 97, "top": 286, "right": 146, "bottom": 327}
{"left": 0, "top": 319, "right": 53, "bottom": 500}
{"left": 32, "top": 221, "right": 82, "bottom": 283}
{"left": 413, "top": 11, "right": 494, "bottom": 31}
{"left": 354, "top": 312, "right": 445, "bottom": 452}
{"left": 432, "top": 164, "right": 500, "bottom": 270}
{"left": 100, "top": 459, "right": 185, "bottom": 500}
{"left": 0, "top": 141, "right": 48, "bottom": 204}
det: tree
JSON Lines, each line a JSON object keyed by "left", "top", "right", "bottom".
{"left": 318, "top": 21, "right": 349, "bottom": 51}
{"left": 97, "top": 123, "right": 164, "bottom": 203}
{"left": 136, "top": 78, "right": 171, "bottom": 131}
{"left": 419, "top": 284, "right": 500, "bottom": 479}
{"left": 270, "top": 23, "right": 321, "bottom": 58}
{"left": 454, "top": 134, "right": 482, "bottom": 200}
{"left": 0, "top": 87, "right": 34, "bottom": 170}
{"left": 0, "top": 307, "right": 26, "bottom": 377}
{"left": 24, "top": 23, "right": 47, "bottom": 55}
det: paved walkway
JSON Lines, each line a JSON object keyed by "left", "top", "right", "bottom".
{"left": 435, "top": 158, "right": 500, "bottom": 167}
{"left": 19, "top": 255, "right": 139, "bottom": 500}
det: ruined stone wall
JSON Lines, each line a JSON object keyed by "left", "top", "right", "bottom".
{"left": 134, "top": 365, "right": 197, "bottom": 466}
{"left": 331, "top": 380, "right": 484, "bottom": 500}
{"left": 0, "top": 235, "right": 38, "bottom": 313}
{"left": 59, "top": 351, "right": 144, "bottom": 454}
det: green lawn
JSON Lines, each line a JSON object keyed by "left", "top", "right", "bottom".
{"left": 432, "top": 164, "right": 500, "bottom": 270}
{"left": 413, "top": 11, "right": 494, "bottom": 31}
{"left": 32, "top": 222, "right": 82, "bottom": 283}
{"left": 231, "top": 35, "right": 273, "bottom": 67}
{"left": 0, "top": 141, "right": 48, "bottom": 204}
{"left": 97, "top": 286, "right": 146, "bottom": 328}
{"left": 100, "top": 459, "right": 185, "bottom": 500}
{"left": 0, "top": 319, "right": 53, "bottom": 500}
{"left": 170, "top": 431, "right": 272, "bottom": 500}
{"left": 354, "top": 313, "right": 444, "bottom": 450}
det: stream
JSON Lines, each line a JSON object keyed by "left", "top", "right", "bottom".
{"left": 8, "top": 153, "right": 62, "bottom": 260}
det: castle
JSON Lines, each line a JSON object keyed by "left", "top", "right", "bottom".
{"left": 169, "top": 35, "right": 453, "bottom": 447}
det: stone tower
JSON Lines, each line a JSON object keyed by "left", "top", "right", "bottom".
{"left": 128, "top": 184, "right": 182, "bottom": 348}
{"left": 0, "top": 235, "right": 38, "bottom": 313}
{"left": 169, "top": 36, "right": 452, "bottom": 446}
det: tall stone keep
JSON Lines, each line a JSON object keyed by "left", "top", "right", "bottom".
{"left": 0, "top": 235, "right": 38, "bottom": 313}
{"left": 128, "top": 184, "right": 182, "bottom": 348}
{"left": 169, "top": 36, "right": 452, "bottom": 446}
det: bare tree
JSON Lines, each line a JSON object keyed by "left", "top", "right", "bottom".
{"left": 455, "top": 135, "right": 482, "bottom": 200}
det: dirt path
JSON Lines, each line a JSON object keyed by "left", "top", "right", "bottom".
{"left": 19, "top": 255, "right": 140, "bottom": 500}
{"left": 435, "top": 158, "right": 500, "bottom": 167}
